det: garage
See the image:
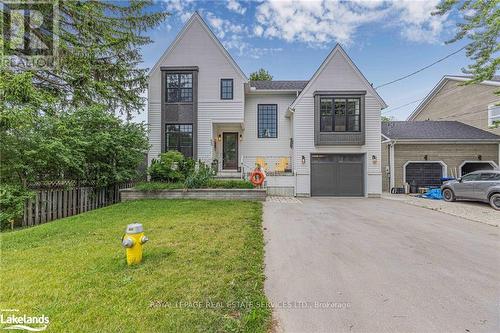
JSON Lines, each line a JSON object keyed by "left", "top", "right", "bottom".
{"left": 311, "top": 154, "right": 364, "bottom": 196}
{"left": 404, "top": 162, "right": 443, "bottom": 188}
{"left": 460, "top": 162, "right": 495, "bottom": 176}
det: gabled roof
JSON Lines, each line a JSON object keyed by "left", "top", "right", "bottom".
{"left": 382, "top": 121, "right": 500, "bottom": 141}
{"left": 290, "top": 44, "right": 387, "bottom": 109}
{"left": 249, "top": 80, "right": 309, "bottom": 91}
{"left": 148, "top": 12, "right": 247, "bottom": 82}
{"left": 407, "top": 75, "right": 500, "bottom": 120}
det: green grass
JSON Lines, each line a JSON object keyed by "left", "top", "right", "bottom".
{"left": 135, "top": 180, "right": 254, "bottom": 191}
{"left": 0, "top": 200, "right": 271, "bottom": 332}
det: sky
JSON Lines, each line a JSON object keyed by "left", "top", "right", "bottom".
{"left": 135, "top": 0, "right": 472, "bottom": 123}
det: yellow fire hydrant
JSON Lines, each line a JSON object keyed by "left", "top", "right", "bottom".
{"left": 121, "top": 223, "right": 149, "bottom": 265}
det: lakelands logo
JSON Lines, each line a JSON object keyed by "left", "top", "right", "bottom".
{"left": 0, "top": 309, "right": 49, "bottom": 332}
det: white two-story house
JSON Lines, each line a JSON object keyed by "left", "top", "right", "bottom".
{"left": 148, "top": 12, "right": 387, "bottom": 197}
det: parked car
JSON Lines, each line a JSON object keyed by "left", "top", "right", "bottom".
{"left": 441, "top": 170, "right": 500, "bottom": 210}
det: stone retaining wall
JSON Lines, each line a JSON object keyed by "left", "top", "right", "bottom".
{"left": 120, "top": 188, "right": 267, "bottom": 202}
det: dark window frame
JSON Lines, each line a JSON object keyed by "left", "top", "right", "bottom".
{"left": 166, "top": 73, "right": 193, "bottom": 103}
{"left": 257, "top": 104, "right": 278, "bottom": 138}
{"left": 165, "top": 123, "right": 193, "bottom": 158}
{"left": 220, "top": 78, "right": 233, "bottom": 100}
{"left": 319, "top": 97, "right": 361, "bottom": 133}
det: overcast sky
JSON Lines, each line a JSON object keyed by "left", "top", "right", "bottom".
{"left": 134, "top": 0, "right": 471, "bottom": 123}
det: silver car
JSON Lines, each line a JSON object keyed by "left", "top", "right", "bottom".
{"left": 441, "top": 170, "right": 500, "bottom": 210}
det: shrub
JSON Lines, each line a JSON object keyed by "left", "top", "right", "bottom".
{"left": 179, "top": 157, "right": 196, "bottom": 179}
{"left": 184, "top": 162, "right": 215, "bottom": 189}
{"left": 148, "top": 151, "right": 186, "bottom": 182}
{"left": 207, "top": 179, "right": 254, "bottom": 189}
{"left": 134, "top": 182, "right": 184, "bottom": 191}
{"left": 0, "top": 185, "right": 34, "bottom": 230}
{"left": 134, "top": 179, "right": 254, "bottom": 191}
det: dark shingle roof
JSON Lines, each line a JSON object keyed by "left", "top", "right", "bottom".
{"left": 382, "top": 121, "right": 500, "bottom": 141}
{"left": 249, "top": 80, "right": 309, "bottom": 90}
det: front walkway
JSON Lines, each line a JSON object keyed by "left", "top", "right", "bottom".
{"left": 266, "top": 196, "right": 302, "bottom": 204}
{"left": 263, "top": 198, "right": 499, "bottom": 333}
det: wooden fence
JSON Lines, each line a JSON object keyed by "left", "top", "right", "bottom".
{"left": 21, "top": 182, "right": 135, "bottom": 227}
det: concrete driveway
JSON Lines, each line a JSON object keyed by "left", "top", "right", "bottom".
{"left": 263, "top": 198, "right": 499, "bottom": 333}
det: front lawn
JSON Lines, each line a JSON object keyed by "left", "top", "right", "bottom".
{"left": 0, "top": 200, "right": 270, "bottom": 332}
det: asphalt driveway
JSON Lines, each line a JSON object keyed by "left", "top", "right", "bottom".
{"left": 263, "top": 198, "right": 499, "bottom": 333}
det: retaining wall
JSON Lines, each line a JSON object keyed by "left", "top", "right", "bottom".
{"left": 120, "top": 188, "right": 267, "bottom": 202}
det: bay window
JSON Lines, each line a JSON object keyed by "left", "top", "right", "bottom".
{"left": 320, "top": 97, "right": 361, "bottom": 132}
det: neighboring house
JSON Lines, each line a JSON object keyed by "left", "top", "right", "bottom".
{"left": 407, "top": 75, "right": 500, "bottom": 134}
{"left": 147, "top": 12, "right": 387, "bottom": 197}
{"left": 381, "top": 121, "right": 500, "bottom": 192}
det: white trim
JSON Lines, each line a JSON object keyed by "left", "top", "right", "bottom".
{"left": 446, "top": 76, "right": 500, "bottom": 86}
{"left": 381, "top": 133, "right": 391, "bottom": 143}
{"left": 402, "top": 161, "right": 448, "bottom": 185}
{"left": 458, "top": 160, "right": 498, "bottom": 176}
{"left": 148, "top": 12, "right": 247, "bottom": 83}
{"left": 290, "top": 44, "right": 387, "bottom": 109}
{"left": 389, "top": 143, "right": 395, "bottom": 190}
{"left": 408, "top": 75, "right": 500, "bottom": 120}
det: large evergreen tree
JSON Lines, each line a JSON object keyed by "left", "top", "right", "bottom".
{"left": 5, "top": 0, "right": 168, "bottom": 117}
{"left": 0, "top": 1, "right": 167, "bottom": 227}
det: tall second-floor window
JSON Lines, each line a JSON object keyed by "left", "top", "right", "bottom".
{"left": 257, "top": 104, "right": 278, "bottom": 138}
{"left": 166, "top": 73, "right": 192, "bottom": 103}
{"left": 320, "top": 97, "right": 361, "bottom": 132}
{"left": 221, "top": 79, "right": 233, "bottom": 100}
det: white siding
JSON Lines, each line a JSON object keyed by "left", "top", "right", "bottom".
{"left": 199, "top": 101, "right": 244, "bottom": 164}
{"left": 240, "top": 94, "right": 295, "bottom": 167}
{"left": 293, "top": 51, "right": 383, "bottom": 196}
{"left": 147, "top": 102, "right": 161, "bottom": 164}
{"left": 147, "top": 16, "right": 245, "bottom": 165}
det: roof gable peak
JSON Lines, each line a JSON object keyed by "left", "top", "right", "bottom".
{"left": 408, "top": 75, "right": 500, "bottom": 120}
{"left": 148, "top": 12, "right": 247, "bottom": 82}
{"left": 290, "top": 44, "right": 387, "bottom": 109}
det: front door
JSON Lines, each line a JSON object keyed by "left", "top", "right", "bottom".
{"left": 223, "top": 132, "right": 238, "bottom": 170}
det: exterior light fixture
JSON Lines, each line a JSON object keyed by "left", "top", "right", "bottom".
{"left": 372, "top": 155, "right": 377, "bottom": 164}
{"left": 478, "top": 155, "right": 482, "bottom": 160}
{"left": 424, "top": 154, "right": 428, "bottom": 161}
{"left": 301, "top": 155, "right": 306, "bottom": 164}
{"left": 218, "top": 134, "right": 222, "bottom": 142}
{"left": 239, "top": 133, "right": 243, "bottom": 141}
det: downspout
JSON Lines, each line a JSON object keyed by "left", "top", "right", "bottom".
{"left": 389, "top": 140, "right": 396, "bottom": 191}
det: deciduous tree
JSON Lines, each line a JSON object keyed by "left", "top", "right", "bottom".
{"left": 249, "top": 68, "right": 273, "bottom": 81}
{"left": 434, "top": 0, "right": 499, "bottom": 92}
